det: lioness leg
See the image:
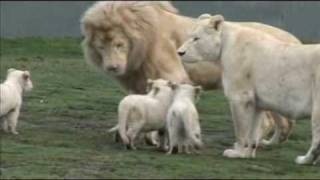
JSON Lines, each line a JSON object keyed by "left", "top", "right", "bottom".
{"left": 295, "top": 111, "right": 320, "bottom": 165}
{"left": 295, "top": 80, "right": 320, "bottom": 165}
{"left": 223, "top": 92, "right": 258, "bottom": 158}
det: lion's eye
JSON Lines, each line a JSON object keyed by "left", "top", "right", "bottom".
{"left": 115, "top": 43, "right": 124, "bottom": 49}
{"left": 193, "top": 37, "right": 200, "bottom": 41}
{"left": 97, "top": 45, "right": 104, "bottom": 50}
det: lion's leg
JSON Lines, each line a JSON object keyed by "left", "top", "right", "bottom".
{"left": 295, "top": 86, "right": 320, "bottom": 165}
{"left": 144, "top": 131, "right": 159, "bottom": 146}
{"left": 223, "top": 92, "right": 258, "bottom": 158}
{"left": 246, "top": 109, "right": 262, "bottom": 158}
{"left": 261, "top": 112, "right": 281, "bottom": 146}
{"left": 2, "top": 116, "right": 9, "bottom": 133}
{"left": 295, "top": 111, "right": 320, "bottom": 165}
{"left": 127, "top": 123, "right": 143, "bottom": 150}
{"left": 158, "top": 129, "right": 167, "bottom": 152}
{"left": 166, "top": 124, "right": 175, "bottom": 155}
{"left": 262, "top": 113, "right": 294, "bottom": 146}
{"left": 7, "top": 108, "right": 20, "bottom": 135}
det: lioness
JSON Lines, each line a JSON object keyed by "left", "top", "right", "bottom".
{"left": 178, "top": 14, "right": 320, "bottom": 165}
{"left": 0, "top": 68, "right": 33, "bottom": 134}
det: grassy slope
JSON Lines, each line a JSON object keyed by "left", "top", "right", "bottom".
{"left": 0, "top": 38, "right": 319, "bottom": 179}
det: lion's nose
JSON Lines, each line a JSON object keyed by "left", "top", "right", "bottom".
{"left": 177, "top": 51, "right": 186, "bottom": 56}
{"left": 106, "top": 65, "right": 118, "bottom": 72}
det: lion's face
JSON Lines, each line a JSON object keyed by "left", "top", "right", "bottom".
{"left": 178, "top": 14, "right": 224, "bottom": 64}
{"left": 89, "top": 29, "right": 130, "bottom": 76}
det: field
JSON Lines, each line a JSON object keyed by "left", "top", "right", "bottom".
{"left": 0, "top": 38, "right": 319, "bottom": 179}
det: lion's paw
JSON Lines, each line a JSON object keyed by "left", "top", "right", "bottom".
{"left": 295, "top": 155, "right": 313, "bottom": 165}
{"left": 223, "top": 149, "right": 245, "bottom": 158}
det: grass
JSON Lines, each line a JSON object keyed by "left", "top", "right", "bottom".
{"left": 0, "top": 38, "right": 319, "bottom": 179}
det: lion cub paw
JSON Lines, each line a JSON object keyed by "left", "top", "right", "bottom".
{"left": 223, "top": 148, "right": 252, "bottom": 158}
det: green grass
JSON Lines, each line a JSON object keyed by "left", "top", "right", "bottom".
{"left": 0, "top": 38, "right": 319, "bottom": 179}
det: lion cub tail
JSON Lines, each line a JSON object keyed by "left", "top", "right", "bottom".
{"left": 108, "top": 124, "right": 119, "bottom": 133}
{"left": 118, "top": 107, "right": 130, "bottom": 145}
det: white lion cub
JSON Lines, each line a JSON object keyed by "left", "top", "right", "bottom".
{"left": 117, "top": 79, "right": 175, "bottom": 150}
{"left": 166, "top": 83, "right": 203, "bottom": 154}
{"left": 0, "top": 68, "right": 33, "bottom": 134}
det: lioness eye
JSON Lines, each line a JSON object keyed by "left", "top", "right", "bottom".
{"left": 193, "top": 37, "right": 200, "bottom": 41}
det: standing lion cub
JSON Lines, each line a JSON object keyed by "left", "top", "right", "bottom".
{"left": 166, "top": 83, "right": 203, "bottom": 155}
{"left": 0, "top": 68, "right": 33, "bottom": 134}
{"left": 178, "top": 14, "right": 320, "bottom": 165}
{"left": 115, "top": 79, "right": 175, "bottom": 150}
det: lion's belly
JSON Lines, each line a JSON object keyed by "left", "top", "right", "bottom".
{"left": 254, "top": 55, "right": 314, "bottom": 119}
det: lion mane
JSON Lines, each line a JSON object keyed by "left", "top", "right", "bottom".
{"left": 81, "top": 1, "right": 190, "bottom": 93}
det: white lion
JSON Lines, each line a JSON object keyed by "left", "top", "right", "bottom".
{"left": 0, "top": 68, "right": 33, "bottom": 134}
{"left": 178, "top": 14, "right": 320, "bottom": 165}
{"left": 166, "top": 83, "right": 203, "bottom": 155}
{"left": 115, "top": 79, "right": 174, "bottom": 150}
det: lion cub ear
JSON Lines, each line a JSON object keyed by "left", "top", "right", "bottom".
{"left": 194, "top": 86, "right": 203, "bottom": 101}
{"left": 198, "top": 13, "right": 211, "bottom": 20}
{"left": 22, "top": 71, "right": 30, "bottom": 80}
{"left": 146, "top": 79, "right": 154, "bottom": 92}
{"left": 7, "top": 68, "right": 16, "bottom": 74}
{"left": 167, "top": 81, "right": 178, "bottom": 90}
{"left": 209, "top": 14, "right": 224, "bottom": 31}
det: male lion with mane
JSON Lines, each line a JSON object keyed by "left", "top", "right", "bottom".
{"left": 80, "top": 1, "right": 299, "bottom": 146}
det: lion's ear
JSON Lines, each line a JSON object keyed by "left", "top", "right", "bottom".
{"left": 209, "top": 14, "right": 224, "bottom": 31}
{"left": 198, "top": 13, "right": 211, "bottom": 20}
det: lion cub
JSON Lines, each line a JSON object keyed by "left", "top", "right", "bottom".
{"left": 166, "top": 83, "right": 203, "bottom": 154}
{"left": 0, "top": 68, "right": 33, "bottom": 134}
{"left": 117, "top": 79, "right": 175, "bottom": 150}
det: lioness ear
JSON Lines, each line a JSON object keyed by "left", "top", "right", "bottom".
{"left": 7, "top": 68, "right": 16, "bottom": 74}
{"left": 209, "top": 14, "right": 224, "bottom": 31}
{"left": 167, "top": 81, "right": 178, "bottom": 90}
{"left": 198, "top": 13, "right": 211, "bottom": 20}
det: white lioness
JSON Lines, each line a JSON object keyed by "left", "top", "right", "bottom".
{"left": 166, "top": 83, "right": 203, "bottom": 155}
{"left": 178, "top": 14, "right": 320, "bottom": 165}
{"left": 0, "top": 68, "right": 33, "bottom": 134}
{"left": 116, "top": 79, "right": 174, "bottom": 150}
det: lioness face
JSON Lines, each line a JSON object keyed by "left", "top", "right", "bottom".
{"left": 178, "top": 14, "right": 224, "bottom": 64}
{"left": 92, "top": 29, "right": 130, "bottom": 76}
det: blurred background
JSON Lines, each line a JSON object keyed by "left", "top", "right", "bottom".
{"left": 1, "top": 1, "right": 319, "bottom": 42}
